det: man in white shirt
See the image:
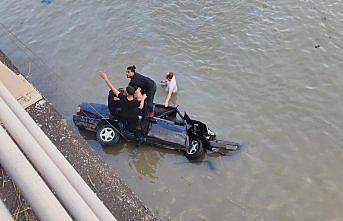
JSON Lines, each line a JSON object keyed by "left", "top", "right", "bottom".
{"left": 161, "top": 72, "right": 178, "bottom": 107}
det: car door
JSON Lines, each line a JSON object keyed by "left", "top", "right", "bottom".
{"left": 146, "top": 117, "right": 188, "bottom": 148}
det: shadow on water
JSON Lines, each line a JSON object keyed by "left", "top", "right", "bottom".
{"left": 175, "top": 159, "right": 216, "bottom": 171}
{"left": 127, "top": 144, "right": 163, "bottom": 181}
{"left": 78, "top": 128, "right": 95, "bottom": 140}
{"left": 102, "top": 142, "right": 125, "bottom": 156}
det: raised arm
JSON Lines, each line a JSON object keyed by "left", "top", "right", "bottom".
{"left": 99, "top": 71, "right": 120, "bottom": 97}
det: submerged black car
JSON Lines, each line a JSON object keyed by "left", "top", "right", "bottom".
{"left": 73, "top": 102, "right": 241, "bottom": 161}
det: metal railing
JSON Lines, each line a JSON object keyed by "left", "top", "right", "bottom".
{"left": 0, "top": 79, "right": 117, "bottom": 220}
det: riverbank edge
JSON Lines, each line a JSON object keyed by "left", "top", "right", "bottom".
{"left": 0, "top": 50, "right": 157, "bottom": 221}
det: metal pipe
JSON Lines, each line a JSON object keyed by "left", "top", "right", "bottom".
{"left": 0, "top": 126, "right": 72, "bottom": 221}
{"left": 0, "top": 198, "right": 14, "bottom": 221}
{"left": 0, "top": 97, "right": 100, "bottom": 221}
{"left": 0, "top": 81, "right": 116, "bottom": 221}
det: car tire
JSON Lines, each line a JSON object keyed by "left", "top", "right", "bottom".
{"left": 184, "top": 138, "right": 205, "bottom": 161}
{"left": 96, "top": 124, "right": 120, "bottom": 146}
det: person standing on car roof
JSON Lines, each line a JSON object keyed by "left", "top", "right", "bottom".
{"left": 99, "top": 71, "right": 147, "bottom": 131}
{"left": 126, "top": 65, "right": 156, "bottom": 117}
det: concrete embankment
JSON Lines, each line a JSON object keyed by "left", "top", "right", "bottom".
{"left": 0, "top": 50, "right": 157, "bottom": 221}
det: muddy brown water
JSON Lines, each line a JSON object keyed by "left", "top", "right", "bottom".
{"left": 1, "top": 1, "right": 343, "bottom": 220}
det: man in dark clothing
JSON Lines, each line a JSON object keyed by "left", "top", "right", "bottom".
{"left": 107, "top": 90, "right": 121, "bottom": 116}
{"left": 117, "top": 86, "right": 141, "bottom": 130}
{"left": 100, "top": 71, "right": 147, "bottom": 131}
{"left": 126, "top": 65, "right": 156, "bottom": 117}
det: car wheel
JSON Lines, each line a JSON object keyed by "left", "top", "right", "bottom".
{"left": 96, "top": 124, "right": 120, "bottom": 146}
{"left": 184, "top": 138, "right": 205, "bottom": 161}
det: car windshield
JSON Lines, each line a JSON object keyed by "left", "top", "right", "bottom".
{"left": 154, "top": 105, "right": 176, "bottom": 120}
{"left": 176, "top": 111, "right": 183, "bottom": 120}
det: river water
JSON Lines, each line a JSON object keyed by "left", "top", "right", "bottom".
{"left": 1, "top": 1, "right": 343, "bottom": 220}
